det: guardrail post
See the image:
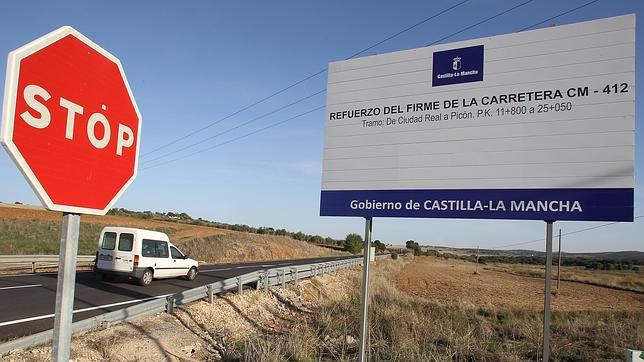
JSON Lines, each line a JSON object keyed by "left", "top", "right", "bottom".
{"left": 32, "top": 262, "right": 36, "bottom": 273}
{"left": 237, "top": 276, "right": 243, "bottom": 295}
{"left": 291, "top": 267, "right": 298, "bottom": 287}
{"left": 264, "top": 271, "right": 270, "bottom": 293}
{"left": 281, "top": 269, "right": 286, "bottom": 288}
{"left": 166, "top": 296, "right": 175, "bottom": 314}
{"left": 207, "top": 285, "right": 214, "bottom": 304}
{"left": 256, "top": 271, "right": 263, "bottom": 290}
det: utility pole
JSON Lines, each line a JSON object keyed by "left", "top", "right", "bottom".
{"left": 475, "top": 245, "right": 480, "bottom": 274}
{"left": 542, "top": 221, "right": 554, "bottom": 361}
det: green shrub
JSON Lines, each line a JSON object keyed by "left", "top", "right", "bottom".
{"left": 344, "top": 233, "right": 363, "bottom": 254}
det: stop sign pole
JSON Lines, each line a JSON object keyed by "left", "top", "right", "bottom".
{"left": 1, "top": 27, "right": 141, "bottom": 361}
{"left": 52, "top": 212, "right": 80, "bottom": 360}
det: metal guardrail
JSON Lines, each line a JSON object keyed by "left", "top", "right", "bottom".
{"left": 0, "top": 255, "right": 95, "bottom": 273}
{"left": 0, "top": 254, "right": 390, "bottom": 355}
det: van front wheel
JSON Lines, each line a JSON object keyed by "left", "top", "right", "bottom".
{"left": 186, "top": 267, "right": 197, "bottom": 281}
{"left": 139, "top": 269, "right": 153, "bottom": 286}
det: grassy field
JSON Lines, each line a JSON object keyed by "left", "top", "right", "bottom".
{"left": 0, "top": 204, "right": 344, "bottom": 263}
{"left": 0, "top": 218, "right": 172, "bottom": 255}
{"left": 486, "top": 262, "right": 644, "bottom": 293}
{"left": 239, "top": 257, "right": 643, "bottom": 361}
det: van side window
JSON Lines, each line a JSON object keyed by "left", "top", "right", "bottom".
{"left": 118, "top": 233, "right": 134, "bottom": 252}
{"left": 142, "top": 239, "right": 156, "bottom": 257}
{"left": 170, "top": 246, "right": 184, "bottom": 259}
{"left": 102, "top": 232, "right": 117, "bottom": 250}
{"left": 156, "top": 241, "right": 169, "bottom": 258}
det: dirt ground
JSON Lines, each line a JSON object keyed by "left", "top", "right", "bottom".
{"left": 396, "top": 256, "right": 644, "bottom": 311}
{"left": 3, "top": 269, "right": 358, "bottom": 361}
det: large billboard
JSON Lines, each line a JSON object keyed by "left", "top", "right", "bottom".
{"left": 320, "top": 15, "right": 635, "bottom": 222}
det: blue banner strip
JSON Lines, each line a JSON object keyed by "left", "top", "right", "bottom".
{"left": 320, "top": 188, "right": 634, "bottom": 222}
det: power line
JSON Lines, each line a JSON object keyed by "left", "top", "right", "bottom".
{"left": 426, "top": 0, "right": 535, "bottom": 46}
{"left": 141, "top": 0, "right": 472, "bottom": 159}
{"left": 143, "top": 106, "right": 326, "bottom": 170}
{"left": 141, "top": 0, "right": 544, "bottom": 170}
{"left": 493, "top": 215, "right": 643, "bottom": 249}
{"left": 140, "top": 69, "right": 327, "bottom": 159}
{"left": 141, "top": 89, "right": 326, "bottom": 165}
{"left": 518, "top": 0, "right": 601, "bottom": 31}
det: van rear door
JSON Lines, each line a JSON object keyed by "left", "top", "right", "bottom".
{"left": 97, "top": 231, "right": 135, "bottom": 273}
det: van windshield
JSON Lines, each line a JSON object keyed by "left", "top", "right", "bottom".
{"left": 171, "top": 246, "right": 184, "bottom": 259}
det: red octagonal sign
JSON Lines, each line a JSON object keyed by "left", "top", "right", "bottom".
{"left": 1, "top": 27, "right": 141, "bottom": 215}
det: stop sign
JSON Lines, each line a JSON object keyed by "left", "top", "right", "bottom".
{"left": 1, "top": 27, "right": 141, "bottom": 215}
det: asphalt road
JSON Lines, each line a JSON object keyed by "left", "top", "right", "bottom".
{"left": 0, "top": 255, "right": 353, "bottom": 341}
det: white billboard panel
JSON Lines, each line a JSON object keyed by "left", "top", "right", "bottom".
{"left": 321, "top": 15, "right": 635, "bottom": 222}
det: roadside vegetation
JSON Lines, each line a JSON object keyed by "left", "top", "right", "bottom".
{"left": 239, "top": 257, "right": 643, "bottom": 361}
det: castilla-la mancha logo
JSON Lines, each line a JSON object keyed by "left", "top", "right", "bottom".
{"left": 433, "top": 45, "right": 484, "bottom": 87}
{"left": 452, "top": 56, "right": 461, "bottom": 71}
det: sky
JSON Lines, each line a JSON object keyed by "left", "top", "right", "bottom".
{"left": 0, "top": 0, "right": 642, "bottom": 253}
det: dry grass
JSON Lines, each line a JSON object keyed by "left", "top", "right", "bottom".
{"left": 486, "top": 262, "right": 644, "bottom": 293}
{"left": 237, "top": 257, "right": 644, "bottom": 361}
{"left": 175, "top": 232, "right": 345, "bottom": 264}
{"left": 397, "top": 256, "right": 643, "bottom": 311}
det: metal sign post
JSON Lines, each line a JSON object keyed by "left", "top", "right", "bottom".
{"left": 358, "top": 217, "right": 373, "bottom": 362}
{"left": 51, "top": 213, "right": 81, "bottom": 361}
{"left": 542, "top": 221, "right": 554, "bottom": 361}
{"left": 557, "top": 228, "right": 562, "bottom": 293}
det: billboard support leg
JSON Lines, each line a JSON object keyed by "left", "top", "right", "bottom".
{"left": 556, "top": 228, "right": 562, "bottom": 294}
{"left": 51, "top": 212, "right": 80, "bottom": 362}
{"left": 358, "top": 217, "right": 373, "bottom": 362}
{"left": 542, "top": 220, "right": 554, "bottom": 361}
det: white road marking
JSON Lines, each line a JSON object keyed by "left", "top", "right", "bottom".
{"left": 0, "top": 270, "right": 93, "bottom": 278}
{"left": 0, "top": 284, "right": 42, "bottom": 290}
{"left": 200, "top": 267, "right": 233, "bottom": 272}
{"left": 0, "top": 293, "right": 171, "bottom": 327}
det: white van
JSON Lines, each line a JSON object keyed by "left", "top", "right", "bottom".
{"left": 94, "top": 227, "right": 199, "bottom": 286}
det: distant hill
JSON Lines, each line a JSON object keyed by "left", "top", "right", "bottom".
{"left": 426, "top": 245, "right": 643, "bottom": 263}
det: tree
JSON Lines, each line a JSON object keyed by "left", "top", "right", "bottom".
{"left": 373, "top": 239, "right": 387, "bottom": 253}
{"left": 405, "top": 240, "right": 422, "bottom": 256}
{"left": 344, "top": 233, "right": 363, "bottom": 254}
{"left": 405, "top": 240, "right": 419, "bottom": 249}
